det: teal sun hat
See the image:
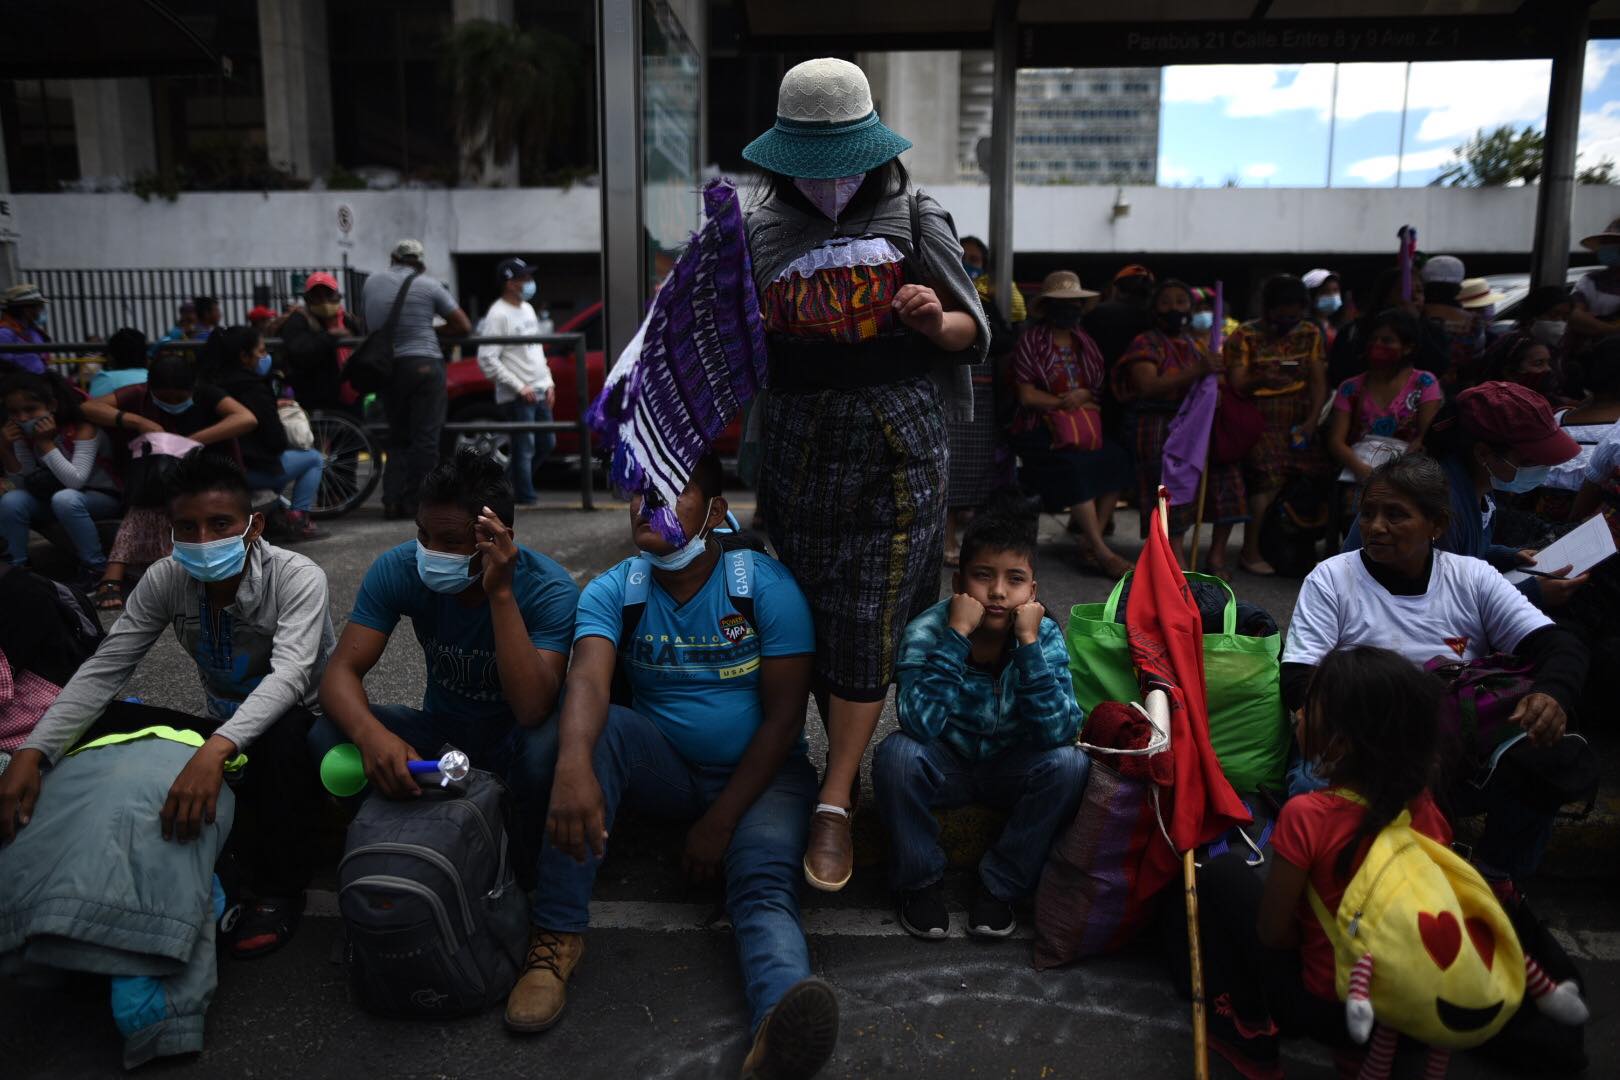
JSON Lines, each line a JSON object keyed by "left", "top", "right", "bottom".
{"left": 742, "top": 58, "right": 912, "bottom": 180}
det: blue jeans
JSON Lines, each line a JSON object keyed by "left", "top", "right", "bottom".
{"left": 872, "top": 731, "right": 1091, "bottom": 900}
{"left": 246, "top": 448, "right": 325, "bottom": 512}
{"left": 0, "top": 486, "right": 120, "bottom": 570}
{"left": 1285, "top": 748, "right": 1552, "bottom": 882}
{"left": 529, "top": 706, "right": 818, "bottom": 1032}
{"left": 500, "top": 398, "right": 555, "bottom": 503}
{"left": 307, "top": 705, "right": 560, "bottom": 889}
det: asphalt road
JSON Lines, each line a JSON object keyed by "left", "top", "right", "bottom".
{"left": 6, "top": 494, "right": 1618, "bottom": 1079}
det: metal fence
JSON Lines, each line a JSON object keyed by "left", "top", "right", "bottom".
{"left": 19, "top": 266, "right": 372, "bottom": 343}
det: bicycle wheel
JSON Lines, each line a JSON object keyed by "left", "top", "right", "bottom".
{"left": 308, "top": 409, "right": 382, "bottom": 519}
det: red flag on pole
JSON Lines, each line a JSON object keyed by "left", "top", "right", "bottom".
{"left": 1125, "top": 495, "right": 1250, "bottom": 895}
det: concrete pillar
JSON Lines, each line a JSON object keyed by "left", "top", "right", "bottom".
{"left": 257, "top": 0, "right": 335, "bottom": 181}
{"left": 70, "top": 80, "right": 158, "bottom": 184}
{"left": 988, "top": 1, "right": 1017, "bottom": 320}
{"left": 453, "top": 0, "right": 521, "bottom": 188}
{"left": 860, "top": 51, "right": 962, "bottom": 188}
{"left": 1532, "top": 3, "right": 1589, "bottom": 289}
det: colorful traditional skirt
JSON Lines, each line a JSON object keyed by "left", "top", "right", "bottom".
{"left": 1245, "top": 392, "right": 1317, "bottom": 496}
{"left": 945, "top": 376, "right": 999, "bottom": 511}
{"left": 107, "top": 506, "right": 171, "bottom": 567}
{"left": 1129, "top": 408, "right": 1247, "bottom": 537}
{"left": 760, "top": 376, "right": 947, "bottom": 702}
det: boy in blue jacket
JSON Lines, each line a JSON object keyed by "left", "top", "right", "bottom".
{"left": 873, "top": 512, "right": 1089, "bottom": 941}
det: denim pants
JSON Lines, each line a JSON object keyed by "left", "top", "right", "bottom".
{"left": 246, "top": 448, "right": 325, "bottom": 512}
{"left": 381, "top": 355, "right": 447, "bottom": 509}
{"left": 529, "top": 706, "right": 818, "bottom": 1033}
{"left": 306, "top": 704, "right": 561, "bottom": 890}
{"left": 500, "top": 398, "right": 555, "bottom": 502}
{"left": 872, "top": 731, "right": 1091, "bottom": 900}
{"left": 0, "top": 486, "right": 120, "bottom": 569}
{"left": 1285, "top": 748, "right": 1553, "bottom": 882}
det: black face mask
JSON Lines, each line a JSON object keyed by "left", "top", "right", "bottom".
{"left": 1158, "top": 310, "right": 1188, "bottom": 335}
{"left": 1046, "top": 304, "right": 1082, "bottom": 329}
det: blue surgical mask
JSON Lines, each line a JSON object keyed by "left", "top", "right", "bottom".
{"left": 1190, "top": 311, "right": 1214, "bottom": 333}
{"left": 1599, "top": 247, "right": 1620, "bottom": 268}
{"left": 34, "top": 308, "right": 47, "bottom": 329}
{"left": 963, "top": 263, "right": 985, "bottom": 280}
{"left": 153, "top": 395, "right": 194, "bottom": 415}
{"left": 171, "top": 520, "right": 255, "bottom": 582}
{"left": 645, "top": 499, "right": 715, "bottom": 571}
{"left": 1488, "top": 457, "right": 1551, "bottom": 494}
{"left": 520, "top": 281, "right": 537, "bottom": 301}
{"left": 1315, "top": 294, "right": 1342, "bottom": 314}
{"left": 254, "top": 354, "right": 272, "bottom": 377}
{"left": 416, "top": 541, "right": 476, "bottom": 594}
{"left": 17, "top": 416, "right": 43, "bottom": 435}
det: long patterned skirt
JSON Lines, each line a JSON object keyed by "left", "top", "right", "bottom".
{"left": 107, "top": 506, "right": 171, "bottom": 568}
{"left": 1129, "top": 408, "right": 1248, "bottom": 538}
{"left": 760, "top": 376, "right": 947, "bottom": 702}
{"left": 1245, "top": 391, "right": 1316, "bottom": 497}
{"left": 945, "top": 376, "right": 999, "bottom": 511}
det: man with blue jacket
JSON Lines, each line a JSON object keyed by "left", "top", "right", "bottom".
{"left": 873, "top": 512, "right": 1089, "bottom": 942}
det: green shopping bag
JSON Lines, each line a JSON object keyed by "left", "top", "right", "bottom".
{"left": 1067, "top": 572, "right": 1287, "bottom": 793}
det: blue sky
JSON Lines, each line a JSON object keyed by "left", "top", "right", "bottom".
{"left": 1158, "top": 41, "right": 1620, "bottom": 187}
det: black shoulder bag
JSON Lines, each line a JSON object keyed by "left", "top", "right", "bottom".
{"left": 344, "top": 269, "right": 422, "bottom": 395}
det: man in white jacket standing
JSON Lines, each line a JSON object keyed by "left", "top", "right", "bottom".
{"left": 478, "top": 258, "right": 555, "bottom": 505}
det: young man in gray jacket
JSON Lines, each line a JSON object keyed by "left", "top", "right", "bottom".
{"left": 0, "top": 450, "right": 334, "bottom": 958}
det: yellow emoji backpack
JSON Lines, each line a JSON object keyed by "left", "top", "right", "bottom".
{"left": 1307, "top": 799, "right": 1525, "bottom": 1051}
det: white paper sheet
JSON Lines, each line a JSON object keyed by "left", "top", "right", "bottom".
{"left": 1504, "top": 513, "right": 1618, "bottom": 584}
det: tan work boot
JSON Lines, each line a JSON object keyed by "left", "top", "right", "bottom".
{"left": 802, "top": 806, "right": 853, "bottom": 892}
{"left": 504, "top": 928, "right": 584, "bottom": 1033}
{"left": 741, "top": 978, "right": 839, "bottom": 1079}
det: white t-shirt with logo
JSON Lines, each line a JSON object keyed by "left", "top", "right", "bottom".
{"left": 476, "top": 297, "right": 552, "bottom": 403}
{"left": 1284, "top": 550, "right": 1551, "bottom": 669}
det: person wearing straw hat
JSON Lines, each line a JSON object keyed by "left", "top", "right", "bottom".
{"left": 1571, "top": 216, "right": 1620, "bottom": 346}
{"left": 743, "top": 57, "right": 989, "bottom": 900}
{"left": 1010, "top": 271, "right": 1134, "bottom": 578}
{"left": 0, "top": 284, "right": 50, "bottom": 377}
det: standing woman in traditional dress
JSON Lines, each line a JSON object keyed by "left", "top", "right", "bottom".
{"left": 1115, "top": 279, "right": 1246, "bottom": 575}
{"left": 744, "top": 59, "right": 989, "bottom": 892}
{"left": 1224, "top": 274, "right": 1327, "bottom": 576}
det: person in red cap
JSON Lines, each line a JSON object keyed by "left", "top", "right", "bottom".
{"left": 277, "top": 271, "right": 358, "bottom": 411}
{"left": 1344, "top": 380, "right": 1585, "bottom": 611}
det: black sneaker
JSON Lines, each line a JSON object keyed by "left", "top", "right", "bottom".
{"left": 896, "top": 883, "right": 950, "bottom": 940}
{"left": 965, "top": 883, "right": 1016, "bottom": 939}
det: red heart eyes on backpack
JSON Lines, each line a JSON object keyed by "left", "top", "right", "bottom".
{"left": 1419, "top": 910, "right": 1462, "bottom": 969}
{"left": 1465, "top": 915, "right": 1496, "bottom": 970}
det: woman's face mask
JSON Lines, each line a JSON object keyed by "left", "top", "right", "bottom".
{"left": 1045, "top": 303, "right": 1083, "bottom": 329}
{"left": 1367, "top": 342, "right": 1405, "bottom": 369}
{"left": 153, "top": 395, "right": 194, "bottom": 415}
{"left": 1599, "top": 246, "right": 1620, "bottom": 268}
{"left": 307, "top": 300, "right": 340, "bottom": 319}
{"left": 520, "top": 280, "right": 537, "bottom": 301}
{"left": 1156, "top": 309, "right": 1188, "bottom": 335}
{"left": 1190, "top": 311, "right": 1215, "bottom": 333}
{"left": 1486, "top": 453, "right": 1551, "bottom": 494}
{"left": 793, "top": 175, "right": 864, "bottom": 221}
{"left": 1314, "top": 293, "right": 1342, "bottom": 315}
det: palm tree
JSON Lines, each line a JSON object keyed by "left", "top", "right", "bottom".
{"left": 442, "top": 18, "right": 584, "bottom": 183}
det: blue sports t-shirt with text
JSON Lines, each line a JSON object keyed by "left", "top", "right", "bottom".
{"left": 574, "top": 550, "right": 815, "bottom": 766}
{"left": 348, "top": 542, "right": 579, "bottom": 726}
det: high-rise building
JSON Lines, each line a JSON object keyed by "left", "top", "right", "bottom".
{"left": 958, "top": 53, "right": 1160, "bottom": 185}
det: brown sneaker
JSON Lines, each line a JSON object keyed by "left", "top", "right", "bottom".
{"left": 802, "top": 807, "right": 853, "bottom": 892}
{"left": 504, "top": 928, "right": 584, "bottom": 1033}
{"left": 740, "top": 978, "right": 839, "bottom": 1079}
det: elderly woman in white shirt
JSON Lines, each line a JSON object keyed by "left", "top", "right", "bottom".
{"left": 1282, "top": 453, "right": 1588, "bottom": 891}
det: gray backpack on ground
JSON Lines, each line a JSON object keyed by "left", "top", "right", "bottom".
{"left": 338, "top": 765, "right": 528, "bottom": 1017}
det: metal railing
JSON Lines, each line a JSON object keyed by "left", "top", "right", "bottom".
{"left": 0, "top": 332, "right": 597, "bottom": 511}
{"left": 18, "top": 266, "right": 372, "bottom": 343}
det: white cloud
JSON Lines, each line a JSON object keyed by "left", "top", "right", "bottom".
{"left": 1344, "top": 147, "right": 1457, "bottom": 184}
{"left": 1578, "top": 101, "right": 1620, "bottom": 171}
{"left": 1241, "top": 162, "right": 1278, "bottom": 180}
{"left": 1162, "top": 64, "right": 1334, "bottom": 118}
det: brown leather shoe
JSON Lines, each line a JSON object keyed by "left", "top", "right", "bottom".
{"left": 802, "top": 808, "right": 853, "bottom": 892}
{"left": 504, "top": 928, "right": 584, "bottom": 1033}
{"left": 740, "top": 978, "right": 839, "bottom": 1079}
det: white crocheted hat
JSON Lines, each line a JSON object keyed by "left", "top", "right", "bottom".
{"left": 742, "top": 58, "right": 911, "bottom": 179}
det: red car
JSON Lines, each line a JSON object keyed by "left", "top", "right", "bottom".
{"left": 443, "top": 301, "right": 743, "bottom": 476}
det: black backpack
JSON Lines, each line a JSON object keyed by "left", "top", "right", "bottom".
{"left": 344, "top": 268, "right": 421, "bottom": 395}
{"left": 338, "top": 764, "right": 528, "bottom": 1018}
{"left": 1258, "top": 476, "right": 1331, "bottom": 578}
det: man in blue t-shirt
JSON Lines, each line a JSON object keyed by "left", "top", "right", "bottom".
{"left": 514, "top": 456, "right": 837, "bottom": 1078}
{"left": 314, "top": 449, "right": 577, "bottom": 882}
